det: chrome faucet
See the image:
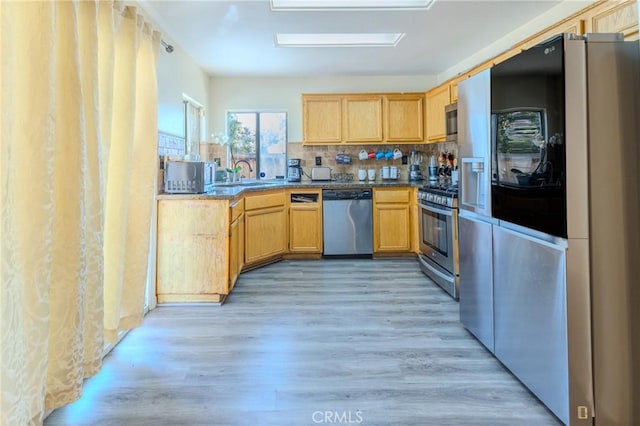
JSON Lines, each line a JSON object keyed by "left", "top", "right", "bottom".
{"left": 233, "top": 159, "right": 253, "bottom": 177}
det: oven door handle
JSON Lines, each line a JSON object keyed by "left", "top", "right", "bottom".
{"left": 419, "top": 203, "right": 453, "bottom": 217}
{"left": 418, "top": 255, "right": 455, "bottom": 284}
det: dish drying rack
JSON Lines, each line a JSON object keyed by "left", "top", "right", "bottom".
{"left": 333, "top": 172, "right": 354, "bottom": 183}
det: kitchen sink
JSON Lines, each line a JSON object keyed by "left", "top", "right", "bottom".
{"left": 213, "top": 180, "right": 281, "bottom": 188}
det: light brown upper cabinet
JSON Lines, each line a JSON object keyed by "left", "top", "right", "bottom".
{"left": 422, "top": 0, "right": 638, "bottom": 134}
{"left": 343, "top": 95, "right": 384, "bottom": 143}
{"left": 384, "top": 94, "right": 425, "bottom": 143}
{"left": 425, "top": 85, "right": 451, "bottom": 143}
{"left": 302, "top": 95, "right": 342, "bottom": 144}
{"left": 302, "top": 92, "right": 425, "bottom": 145}
{"left": 585, "top": 0, "right": 638, "bottom": 40}
{"left": 450, "top": 83, "right": 459, "bottom": 103}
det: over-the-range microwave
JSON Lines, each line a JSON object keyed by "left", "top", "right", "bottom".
{"left": 445, "top": 102, "right": 458, "bottom": 142}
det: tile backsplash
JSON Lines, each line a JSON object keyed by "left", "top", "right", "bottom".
{"left": 287, "top": 142, "right": 457, "bottom": 181}
{"left": 158, "top": 131, "right": 186, "bottom": 156}
{"left": 170, "top": 140, "right": 458, "bottom": 182}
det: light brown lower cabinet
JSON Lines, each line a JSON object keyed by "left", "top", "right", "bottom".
{"left": 156, "top": 199, "right": 231, "bottom": 303}
{"left": 156, "top": 187, "right": 416, "bottom": 303}
{"left": 228, "top": 198, "right": 244, "bottom": 291}
{"left": 373, "top": 188, "right": 412, "bottom": 253}
{"left": 244, "top": 190, "right": 287, "bottom": 266}
{"left": 288, "top": 190, "right": 323, "bottom": 253}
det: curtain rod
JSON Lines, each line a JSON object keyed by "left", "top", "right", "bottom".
{"left": 160, "top": 39, "right": 174, "bottom": 53}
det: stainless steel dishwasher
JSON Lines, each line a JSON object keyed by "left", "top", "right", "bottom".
{"left": 322, "top": 189, "right": 373, "bottom": 256}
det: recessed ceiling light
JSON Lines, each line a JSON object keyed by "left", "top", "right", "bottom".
{"left": 270, "top": 0, "right": 435, "bottom": 11}
{"left": 274, "top": 33, "right": 406, "bottom": 47}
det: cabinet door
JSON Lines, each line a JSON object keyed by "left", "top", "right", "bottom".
{"left": 156, "top": 200, "right": 229, "bottom": 302}
{"left": 289, "top": 205, "right": 322, "bottom": 253}
{"left": 450, "top": 83, "right": 459, "bottom": 103}
{"left": 303, "top": 95, "right": 342, "bottom": 144}
{"left": 520, "top": 19, "right": 585, "bottom": 52}
{"left": 586, "top": 0, "right": 638, "bottom": 40}
{"left": 229, "top": 216, "right": 239, "bottom": 291}
{"left": 343, "top": 95, "right": 383, "bottom": 143}
{"left": 373, "top": 204, "right": 411, "bottom": 252}
{"left": 384, "top": 94, "right": 424, "bottom": 143}
{"left": 245, "top": 206, "right": 287, "bottom": 264}
{"left": 238, "top": 213, "right": 245, "bottom": 272}
{"left": 425, "top": 85, "right": 451, "bottom": 142}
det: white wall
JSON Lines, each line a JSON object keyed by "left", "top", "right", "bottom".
{"left": 156, "top": 40, "right": 210, "bottom": 137}
{"left": 208, "top": 75, "right": 437, "bottom": 143}
{"left": 135, "top": 0, "right": 211, "bottom": 138}
{"left": 438, "top": 0, "right": 596, "bottom": 83}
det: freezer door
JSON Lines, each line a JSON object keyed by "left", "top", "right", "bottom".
{"left": 458, "top": 212, "right": 494, "bottom": 353}
{"left": 493, "top": 225, "right": 569, "bottom": 424}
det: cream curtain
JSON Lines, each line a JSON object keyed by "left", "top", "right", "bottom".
{"left": 0, "top": 1, "right": 160, "bottom": 424}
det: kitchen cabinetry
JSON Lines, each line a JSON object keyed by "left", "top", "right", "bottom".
{"left": 288, "top": 190, "right": 323, "bottom": 253}
{"left": 424, "top": 1, "right": 638, "bottom": 132}
{"left": 373, "top": 188, "right": 412, "bottom": 253}
{"left": 410, "top": 190, "right": 419, "bottom": 253}
{"left": 303, "top": 95, "right": 342, "bottom": 144}
{"left": 384, "top": 94, "right": 425, "bottom": 143}
{"left": 228, "top": 198, "right": 244, "bottom": 291}
{"left": 244, "top": 190, "right": 287, "bottom": 266}
{"left": 589, "top": 0, "right": 638, "bottom": 40}
{"left": 425, "top": 85, "right": 451, "bottom": 142}
{"left": 519, "top": 19, "right": 585, "bottom": 52}
{"left": 343, "top": 95, "right": 383, "bottom": 143}
{"left": 302, "top": 93, "right": 425, "bottom": 145}
{"left": 450, "top": 83, "right": 459, "bottom": 103}
{"left": 156, "top": 199, "right": 230, "bottom": 303}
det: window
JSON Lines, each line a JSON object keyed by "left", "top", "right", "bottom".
{"left": 227, "top": 111, "right": 287, "bottom": 179}
{"left": 184, "top": 96, "right": 204, "bottom": 159}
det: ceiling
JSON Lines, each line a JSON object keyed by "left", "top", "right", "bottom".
{"left": 139, "top": 0, "right": 574, "bottom": 78}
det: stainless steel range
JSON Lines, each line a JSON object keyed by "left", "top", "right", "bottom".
{"left": 417, "top": 184, "right": 459, "bottom": 299}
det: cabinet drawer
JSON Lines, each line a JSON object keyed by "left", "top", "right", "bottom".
{"left": 230, "top": 198, "right": 244, "bottom": 222}
{"left": 244, "top": 190, "right": 285, "bottom": 210}
{"left": 374, "top": 188, "right": 411, "bottom": 204}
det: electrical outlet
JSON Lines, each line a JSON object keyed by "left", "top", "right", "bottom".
{"left": 315, "top": 156, "right": 322, "bottom": 166}
{"left": 401, "top": 155, "right": 408, "bottom": 165}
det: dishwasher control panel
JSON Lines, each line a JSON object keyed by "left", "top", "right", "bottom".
{"left": 322, "top": 189, "right": 372, "bottom": 200}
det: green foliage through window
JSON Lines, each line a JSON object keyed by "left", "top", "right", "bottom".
{"left": 226, "top": 112, "right": 287, "bottom": 180}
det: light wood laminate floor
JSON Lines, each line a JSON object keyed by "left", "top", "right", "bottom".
{"left": 46, "top": 259, "right": 561, "bottom": 426}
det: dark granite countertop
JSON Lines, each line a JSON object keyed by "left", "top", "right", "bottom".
{"left": 156, "top": 179, "right": 425, "bottom": 201}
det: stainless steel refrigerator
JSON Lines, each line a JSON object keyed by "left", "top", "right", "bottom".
{"left": 457, "top": 33, "right": 640, "bottom": 426}
{"left": 458, "top": 68, "right": 497, "bottom": 354}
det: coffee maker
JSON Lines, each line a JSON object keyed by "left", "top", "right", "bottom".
{"left": 287, "top": 158, "right": 302, "bottom": 182}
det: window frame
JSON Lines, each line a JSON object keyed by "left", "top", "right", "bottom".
{"left": 225, "top": 110, "right": 288, "bottom": 180}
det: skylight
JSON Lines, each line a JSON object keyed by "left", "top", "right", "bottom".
{"left": 274, "top": 33, "right": 405, "bottom": 47}
{"left": 270, "top": 0, "right": 435, "bottom": 11}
